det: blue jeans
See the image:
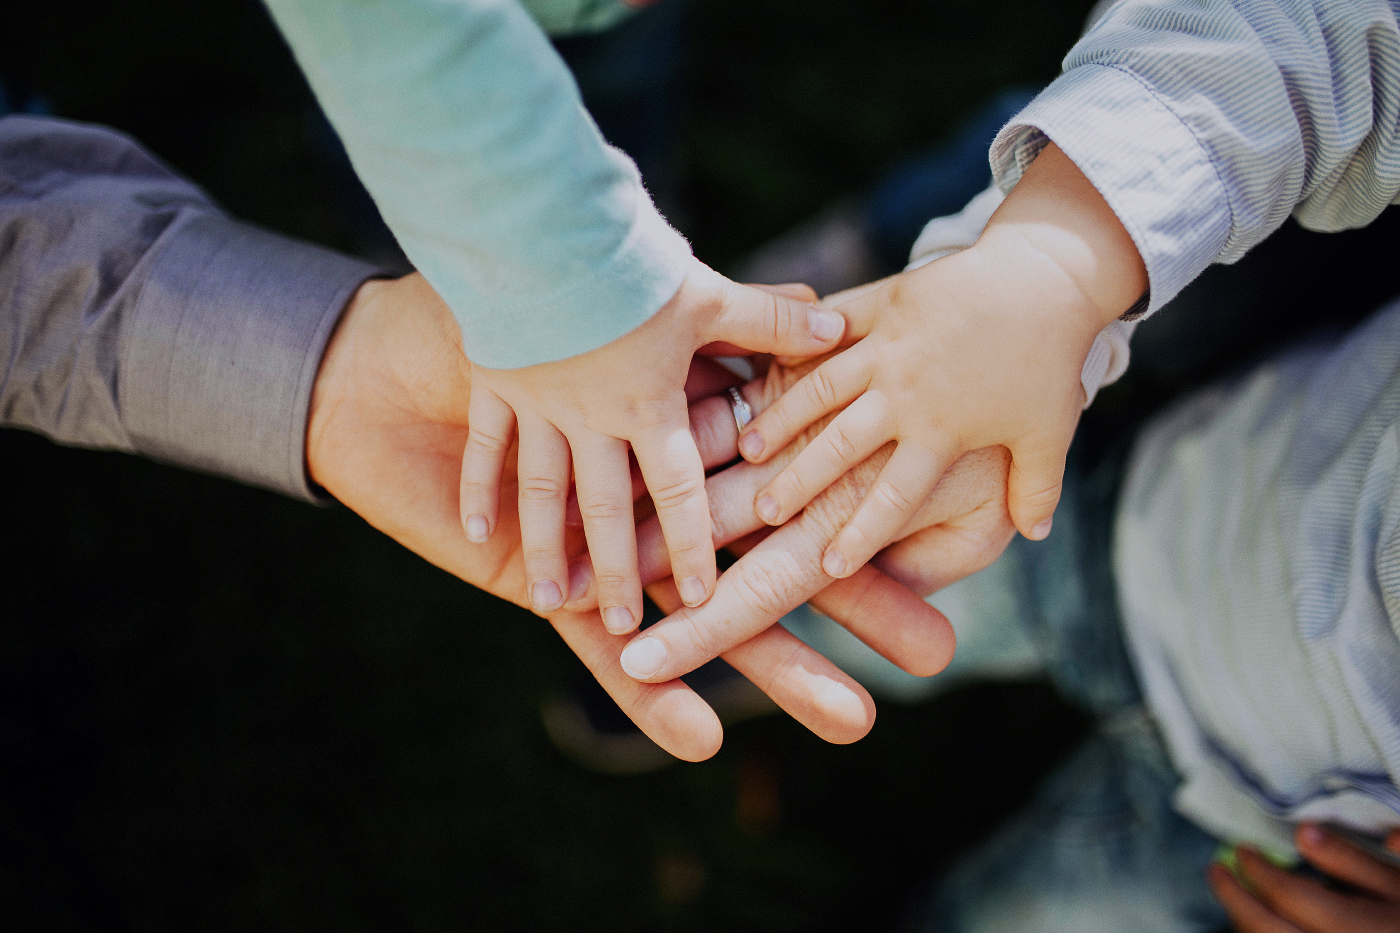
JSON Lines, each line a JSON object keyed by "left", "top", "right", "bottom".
{"left": 916, "top": 445, "right": 1227, "bottom": 933}
{"left": 785, "top": 442, "right": 1228, "bottom": 932}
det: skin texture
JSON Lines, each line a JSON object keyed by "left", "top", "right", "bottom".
{"left": 305, "top": 273, "right": 1004, "bottom": 760}
{"left": 561, "top": 353, "right": 1017, "bottom": 685}
{"left": 458, "top": 256, "right": 847, "bottom": 632}
{"left": 737, "top": 143, "right": 1147, "bottom": 582}
{"left": 1209, "top": 825, "right": 1400, "bottom": 932}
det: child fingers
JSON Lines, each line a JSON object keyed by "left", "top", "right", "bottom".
{"left": 1207, "top": 863, "right": 1302, "bottom": 933}
{"left": 459, "top": 388, "right": 516, "bottom": 542}
{"left": 631, "top": 415, "right": 718, "bottom": 609}
{"left": 737, "top": 351, "right": 868, "bottom": 463}
{"left": 753, "top": 392, "right": 892, "bottom": 526}
{"left": 705, "top": 281, "right": 845, "bottom": 358}
{"left": 1235, "top": 847, "right": 1375, "bottom": 933}
{"left": 516, "top": 414, "right": 572, "bottom": 614}
{"left": 569, "top": 434, "right": 642, "bottom": 635}
{"left": 1296, "top": 824, "right": 1400, "bottom": 901}
{"left": 1007, "top": 427, "right": 1074, "bottom": 541}
{"left": 823, "top": 442, "right": 951, "bottom": 579}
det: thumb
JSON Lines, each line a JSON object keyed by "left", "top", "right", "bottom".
{"left": 1006, "top": 431, "right": 1071, "bottom": 542}
{"left": 704, "top": 279, "right": 846, "bottom": 356}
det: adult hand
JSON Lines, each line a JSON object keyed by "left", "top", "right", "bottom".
{"left": 304, "top": 274, "right": 903, "bottom": 760}
{"left": 1209, "top": 824, "right": 1400, "bottom": 932}
{"left": 564, "top": 353, "right": 1017, "bottom": 684}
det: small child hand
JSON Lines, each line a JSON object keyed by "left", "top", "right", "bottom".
{"left": 736, "top": 144, "right": 1147, "bottom": 578}
{"left": 457, "top": 258, "right": 845, "bottom": 631}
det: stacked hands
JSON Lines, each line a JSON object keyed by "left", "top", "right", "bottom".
{"left": 426, "top": 141, "right": 1147, "bottom": 755}
{"left": 309, "top": 142, "right": 1145, "bottom": 760}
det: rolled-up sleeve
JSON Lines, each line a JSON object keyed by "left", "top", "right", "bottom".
{"left": 990, "top": 0, "right": 1400, "bottom": 317}
{"left": 0, "top": 115, "right": 384, "bottom": 500}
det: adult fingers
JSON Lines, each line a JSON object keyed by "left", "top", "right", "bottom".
{"left": 723, "top": 528, "right": 954, "bottom": 677}
{"left": 648, "top": 572, "right": 877, "bottom": 744}
{"left": 516, "top": 414, "right": 571, "bottom": 613}
{"left": 631, "top": 411, "right": 717, "bottom": 608}
{"left": 703, "top": 278, "right": 845, "bottom": 358}
{"left": 873, "top": 505, "right": 1015, "bottom": 597}
{"left": 722, "top": 624, "right": 875, "bottom": 744}
{"left": 548, "top": 608, "right": 723, "bottom": 762}
{"left": 618, "top": 487, "right": 953, "bottom": 683}
{"left": 459, "top": 387, "right": 515, "bottom": 543}
{"left": 737, "top": 350, "right": 869, "bottom": 464}
{"left": 1207, "top": 863, "right": 1303, "bottom": 933}
{"left": 823, "top": 441, "right": 951, "bottom": 579}
{"left": 1296, "top": 824, "right": 1400, "bottom": 901}
{"left": 753, "top": 392, "right": 893, "bottom": 526}
{"left": 570, "top": 433, "right": 642, "bottom": 635}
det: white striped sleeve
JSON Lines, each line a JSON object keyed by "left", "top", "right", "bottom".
{"left": 990, "top": 0, "right": 1400, "bottom": 318}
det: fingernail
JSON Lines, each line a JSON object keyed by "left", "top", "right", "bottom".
{"left": 465, "top": 514, "right": 490, "bottom": 543}
{"left": 531, "top": 580, "right": 563, "bottom": 612}
{"left": 807, "top": 306, "right": 843, "bottom": 342}
{"left": 620, "top": 636, "right": 669, "bottom": 679}
{"left": 678, "top": 575, "right": 708, "bottom": 607}
{"left": 755, "top": 494, "right": 780, "bottom": 524}
{"left": 603, "top": 606, "right": 635, "bottom": 635}
{"left": 822, "top": 549, "right": 847, "bottom": 577}
{"left": 738, "top": 431, "right": 764, "bottom": 460}
{"left": 1030, "top": 517, "right": 1053, "bottom": 541}
{"left": 566, "top": 562, "right": 592, "bottom": 603}
{"left": 1298, "top": 824, "right": 1327, "bottom": 849}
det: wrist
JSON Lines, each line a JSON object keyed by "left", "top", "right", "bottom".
{"left": 982, "top": 142, "right": 1147, "bottom": 335}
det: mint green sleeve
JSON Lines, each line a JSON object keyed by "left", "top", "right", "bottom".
{"left": 263, "top": 0, "right": 693, "bottom": 369}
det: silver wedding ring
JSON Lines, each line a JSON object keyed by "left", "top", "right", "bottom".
{"left": 726, "top": 386, "right": 753, "bottom": 432}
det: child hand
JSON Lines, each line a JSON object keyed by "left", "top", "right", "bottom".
{"left": 1209, "top": 825, "right": 1400, "bottom": 932}
{"left": 736, "top": 143, "right": 1147, "bottom": 578}
{"left": 457, "top": 258, "right": 845, "bottom": 631}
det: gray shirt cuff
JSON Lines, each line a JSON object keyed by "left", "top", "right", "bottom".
{"left": 121, "top": 213, "right": 382, "bottom": 501}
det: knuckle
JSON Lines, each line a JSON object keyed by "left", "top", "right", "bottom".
{"left": 519, "top": 476, "right": 567, "bottom": 502}
{"left": 578, "top": 497, "right": 628, "bottom": 524}
{"left": 467, "top": 426, "right": 511, "bottom": 457}
{"left": 592, "top": 570, "right": 632, "bottom": 593}
{"left": 808, "top": 368, "right": 840, "bottom": 409}
{"left": 648, "top": 474, "right": 705, "bottom": 512}
{"left": 822, "top": 425, "right": 861, "bottom": 466}
{"left": 731, "top": 556, "right": 801, "bottom": 617}
{"left": 871, "top": 479, "right": 915, "bottom": 516}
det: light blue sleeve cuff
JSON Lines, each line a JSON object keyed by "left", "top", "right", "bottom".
{"left": 428, "top": 182, "right": 693, "bottom": 370}
{"left": 990, "top": 64, "right": 1233, "bottom": 318}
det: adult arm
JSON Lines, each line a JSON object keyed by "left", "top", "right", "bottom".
{"left": 262, "top": 0, "right": 692, "bottom": 369}
{"left": 993, "top": 0, "right": 1400, "bottom": 318}
{"left": 0, "top": 114, "right": 378, "bottom": 498}
{"left": 0, "top": 115, "right": 887, "bottom": 759}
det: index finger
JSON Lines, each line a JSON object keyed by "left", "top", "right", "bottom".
{"left": 619, "top": 478, "right": 954, "bottom": 683}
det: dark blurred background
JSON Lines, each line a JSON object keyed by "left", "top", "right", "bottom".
{"left": 2, "top": 0, "right": 1395, "bottom": 930}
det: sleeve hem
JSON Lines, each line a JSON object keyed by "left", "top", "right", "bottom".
{"left": 120, "top": 213, "right": 386, "bottom": 501}
{"left": 990, "top": 64, "right": 1234, "bottom": 317}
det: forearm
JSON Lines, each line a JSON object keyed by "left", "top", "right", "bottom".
{"left": 264, "top": 0, "right": 693, "bottom": 369}
{"left": 0, "top": 115, "right": 383, "bottom": 500}
{"left": 992, "top": 0, "right": 1400, "bottom": 317}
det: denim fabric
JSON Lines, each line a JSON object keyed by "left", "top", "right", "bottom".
{"left": 910, "top": 441, "right": 1224, "bottom": 933}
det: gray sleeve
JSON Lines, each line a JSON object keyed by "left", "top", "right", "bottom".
{"left": 0, "top": 115, "right": 386, "bottom": 501}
